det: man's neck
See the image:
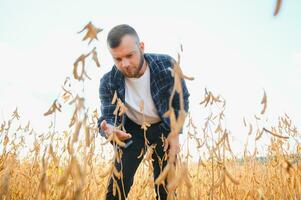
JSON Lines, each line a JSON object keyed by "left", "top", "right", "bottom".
{"left": 135, "top": 59, "right": 148, "bottom": 78}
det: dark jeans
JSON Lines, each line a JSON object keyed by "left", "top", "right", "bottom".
{"left": 105, "top": 116, "right": 168, "bottom": 200}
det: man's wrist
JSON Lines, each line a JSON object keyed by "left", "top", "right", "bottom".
{"left": 99, "top": 129, "right": 107, "bottom": 138}
{"left": 101, "top": 123, "right": 114, "bottom": 139}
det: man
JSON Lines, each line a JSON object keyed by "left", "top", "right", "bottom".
{"left": 98, "top": 24, "right": 189, "bottom": 200}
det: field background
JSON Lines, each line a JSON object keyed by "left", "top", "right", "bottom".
{"left": 1, "top": 0, "right": 301, "bottom": 199}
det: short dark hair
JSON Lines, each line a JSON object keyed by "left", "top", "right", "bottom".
{"left": 107, "top": 24, "right": 140, "bottom": 48}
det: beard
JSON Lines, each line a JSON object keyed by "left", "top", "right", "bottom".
{"left": 126, "top": 50, "right": 145, "bottom": 78}
{"left": 135, "top": 50, "right": 145, "bottom": 76}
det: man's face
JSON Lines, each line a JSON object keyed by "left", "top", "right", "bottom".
{"left": 109, "top": 35, "right": 145, "bottom": 78}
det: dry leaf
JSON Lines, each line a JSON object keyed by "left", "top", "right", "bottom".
{"left": 111, "top": 91, "right": 118, "bottom": 104}
{"left": 11, "top": 107, "right": 20, "bottom": 120}
{"left": 139, "top": 100, "right": 144, "bottom": 113}
{"left": 260, "top": 90, "right": 267, "bottom": 115}
{"left": 73, "top": 53, "right": 91, "bottom": 81}
{"left": 274, "top": 0, "right": 282, "bottom": 16}
{"left": 44, "top": 100, "right": 62, "bottom": 116}
{"left": 92, "top": 47, "right": 100, "bottom": 67}
{"left": 78, "top": 22, "right": 103, "bottom": 45}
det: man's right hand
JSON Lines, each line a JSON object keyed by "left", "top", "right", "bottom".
{"left": 100, "top": 120, "right": 132, "bottom": 141}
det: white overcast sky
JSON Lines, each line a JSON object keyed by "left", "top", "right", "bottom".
{"left": 0, "top": 0, "right": 300, "bottom": 156}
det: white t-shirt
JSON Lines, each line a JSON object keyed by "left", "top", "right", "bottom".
{"left": 125, "top": 65, "right": 161, "bottom": 125}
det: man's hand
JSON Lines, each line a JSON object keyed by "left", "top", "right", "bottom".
{"left": 164, "top": 133, "right": 180, "bottom": 162}
{"left": 100, "top": 120, "right": 132, "bottom": 141}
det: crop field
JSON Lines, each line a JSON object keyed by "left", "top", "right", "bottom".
{"left": 1, "top": 40, "right": 301, "bottom": 200}
{"left": 1, "top": 3, "right": 301, "bottom": 199}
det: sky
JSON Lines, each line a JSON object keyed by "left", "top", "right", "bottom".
{"left": 0, "top": 0, "right": 300, "bottom": 157}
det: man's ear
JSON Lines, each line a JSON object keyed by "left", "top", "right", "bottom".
{"left": 140, "top": 41, "right": 145, "bottom": 51}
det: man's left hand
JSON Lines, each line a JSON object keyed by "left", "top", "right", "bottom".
{"left": 164, "top": 133, "right": 180, "bottom": 162}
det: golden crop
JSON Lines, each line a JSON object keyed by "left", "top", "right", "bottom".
{"left": 1, "top": 16, "right": 300, "bottom": 199}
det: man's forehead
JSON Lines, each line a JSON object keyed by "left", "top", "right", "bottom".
{"left": 109, "top": 36, "right": 139, "bottom": 56}
{"left": 120, "top": 34, "right": 139, "bottom": 45}
{"left": 111, "top": 49, "right": 136, "bottom": 58}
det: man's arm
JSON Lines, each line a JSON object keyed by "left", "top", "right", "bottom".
{"left": 165, "top": 59, "right": 190, "bottom": 160}
{"left": 156, "top": 55, "right": 190, "bottom": 136}
{"left": 171, "top": 79, "right": 190, "bottom": 114}
{"left": 98, "top": 74, "right": 131, "bottom": 141}
{"left": 171, "top": 78, "right": 190, "bottom": 134}
{"left": 98, "top": 74, "right": 116, "bottom": 137}
{"left": 164, "top": 55, "right": 190, "bottom": 117}
{"left": 169, "top": 56, "right": 190, "bottom": 134}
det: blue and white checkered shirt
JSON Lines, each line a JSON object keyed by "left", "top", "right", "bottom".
{"left": 98, "top": 53, "right": 190, "bottom": 137}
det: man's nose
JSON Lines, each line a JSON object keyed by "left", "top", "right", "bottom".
{"left": 121, "top": 58, "right": 130, "bottom": 68}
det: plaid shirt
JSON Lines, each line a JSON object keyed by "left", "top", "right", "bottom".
{"left": 98, "top": 53, "right": 190, "bottom": 137}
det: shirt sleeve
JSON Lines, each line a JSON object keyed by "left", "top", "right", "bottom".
{"left": 170, "top": 58, "right": 190, "bottom": 134}
{"left": 98, "top": 74, "right": 119, "bottom": 137}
